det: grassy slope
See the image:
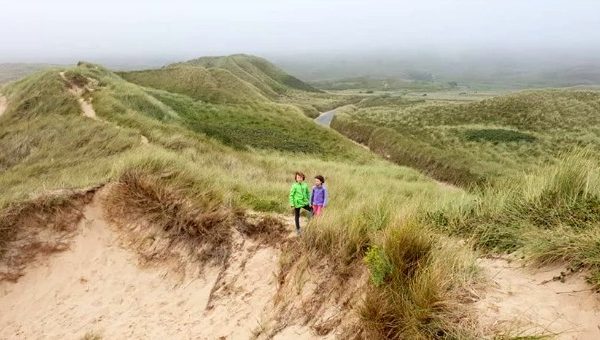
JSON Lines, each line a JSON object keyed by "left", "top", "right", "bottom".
{"left": 0, "top": 63, "right": 480, "bottom": 338}
{"left": 172, "top": 54, "right": 321, "bottom": 95}
{"left": 119, "top": 66, "right": 269, "bottom": 104}
{"left": 421, "top": 150, "right": 600, "bottom": 288}
{"left": 124, "top": 54, "right": 361, "bottom": 118}
{"left": 333, "top": 90, "right": 600, "bottom": 185}
{"left": 332, "top": 90, "right": 600, "bottom": 289}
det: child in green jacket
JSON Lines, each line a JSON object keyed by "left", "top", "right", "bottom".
{"left": 289, "top": 171, "right": 313, "bottom": 234}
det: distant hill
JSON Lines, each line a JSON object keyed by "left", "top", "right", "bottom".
{"left": 171, "top": 54, "right": 321, "bottom": 96}
{"left": 0, "top": 63, "right": 61, "bottom": 84}
{"left": 120, "top": 54, "right": 353, "bottom": 117}
{"left": 120, "top": 65, "right": 268, "bottom": 104}
{"left": 120, "top": 54, "right": 320, "bottom": 105}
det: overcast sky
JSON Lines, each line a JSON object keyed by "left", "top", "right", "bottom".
{"left": 1, "top": 0, "right": 599, "bottom": 64}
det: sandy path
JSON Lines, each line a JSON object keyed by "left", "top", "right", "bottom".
{"left": 59, "top": 71, "right": 97, "bottom": 120}
{"left": 0, "top": 194, "right": 286, "bottom": 339}
{"left": 477, "top": 258, "right": 600, "bottom": 339}
{"left": 0, "top": 94, "right": 7, "bottom": 117}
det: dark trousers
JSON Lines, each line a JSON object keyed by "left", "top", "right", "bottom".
{"left": 294, "top": 205, "right": 313, "bottom": 231}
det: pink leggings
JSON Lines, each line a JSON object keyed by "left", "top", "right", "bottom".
{"left": 312, "top": 205, "right": 324, "bottom": 216}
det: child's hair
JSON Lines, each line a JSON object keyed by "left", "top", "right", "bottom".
{"left": 295, "top": 172, "right": 305, "bottom": 180}
{"left": 315, "top": 175, "right": 325, "bottom": 183}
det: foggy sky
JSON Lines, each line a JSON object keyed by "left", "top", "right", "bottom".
{"left": 1, "top": 0, "right": 599, "bottom": 64}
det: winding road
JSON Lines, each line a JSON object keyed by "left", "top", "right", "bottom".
{"left": 314, "top": 109, "right": 336, "bottom": 127}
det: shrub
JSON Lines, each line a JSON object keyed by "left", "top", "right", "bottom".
{"left": 364, "top": 245, "right": 392, "bottom": 286}
{"left": 360, "top": 221, "right": 477, "bottom": 339}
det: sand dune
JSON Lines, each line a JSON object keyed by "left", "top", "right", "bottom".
{"left": 2, "top": 190, "right": 599, "bottom": 339}
{"left": 477, "top": 258, "right": 600, "bottom": 339}
{"left": 0, "top": 193, "right": 322, "bottom": 339}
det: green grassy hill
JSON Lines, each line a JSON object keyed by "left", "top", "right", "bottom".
{"left": 173, "top": 54, "right": 321, "bottom": 96}
{"left": 120, "top": 65, "right": 269, "bottom": 104}
{"left": 121, "top": 54, "right": 359, "bottom": 117}
{"left": 0, "top": 61, "right": 374, "bottom": 209}
{"left": 333, "top": 89, "right": 600, "bottom": 185}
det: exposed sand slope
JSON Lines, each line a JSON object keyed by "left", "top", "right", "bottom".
{"left": 0, "top": 194, "right": 309, "bottom": 339}
{"left": 59, "top": 71, "right": 97, "bottom": 119}
{"left": 477, "top": 258, "right": 600, "bottom": 339}
{"left": 0, "top": 95, "right": 7, "bottom": 117}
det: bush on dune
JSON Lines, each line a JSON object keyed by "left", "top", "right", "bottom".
{"left": 360, "top": 221, "right": 477, "bottom": 339}
{"left": 301, "top": 193, "right": 479, "bottom": 338}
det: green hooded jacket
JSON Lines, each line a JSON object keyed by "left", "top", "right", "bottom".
{"left": 289, "top": 182, "right": 310, "bottom": 208}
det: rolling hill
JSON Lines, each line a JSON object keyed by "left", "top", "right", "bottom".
{"left": 121, "top": 54, "right": 356, "bottom": 117}
{"left": 332, "top": 89, "right": 600, "bottom": 185}
{"left": 120, "top": 65, "right": 269, "bottom": 104}
{"left": 172, "top": 54, "right": 321, "bottom": 95}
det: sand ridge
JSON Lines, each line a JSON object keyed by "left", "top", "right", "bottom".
{"left": 0, "top": 191, "right": 325, "bottom": 339}
{"left": 477, "top": 258, "right": 600, "bottom": 339}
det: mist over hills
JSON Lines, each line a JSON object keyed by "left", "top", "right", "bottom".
{"left": 272, "top": 49, "right": 600, "bottom": 89}
{"left": 0, "top": 63, "right": 61, "bottom": 84}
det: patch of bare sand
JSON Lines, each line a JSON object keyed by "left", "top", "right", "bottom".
{"left": 59, "top": 71, "right": 97, "bottom": 120}
{"left": 476, "top": 258, "right": 600, "bottom": 339}
{"left": 0, "top": 194, "right": 288, "bottom": 339}
{"left": 0, "top": 94, "right": 7, "bottom": 117}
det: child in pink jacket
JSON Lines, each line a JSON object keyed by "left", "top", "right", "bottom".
{"left": 310, "top": 175, "right": 328, "bottom": 216}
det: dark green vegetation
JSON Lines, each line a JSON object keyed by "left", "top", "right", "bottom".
{"left": 333, "top": 89, "right": 600, "bottom": 186}
{"left": 463, "top": 128, "right": 536, "bottom": 143}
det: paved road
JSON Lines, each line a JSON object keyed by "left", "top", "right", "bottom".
{"left": 314, "top": 109, "right": 336, "bottom": 127}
